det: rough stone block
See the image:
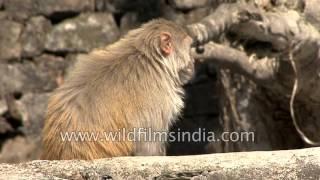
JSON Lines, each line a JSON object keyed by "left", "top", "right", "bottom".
{"left": 45, "top": 13, "right": 120, "bottom": 53}
{"left": 0, "top": 20, "right": 22, "bottom": 61}
{"left": 21, "top": 16, "right": 52, "bottom": 57}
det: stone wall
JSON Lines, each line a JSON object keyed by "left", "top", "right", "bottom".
{"left": 0, "top": 0, "right": 220, "bottom": 163}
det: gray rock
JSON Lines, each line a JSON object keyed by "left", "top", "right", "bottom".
{"left": 18, "top": 93, "right": 49, "bottom": 136}
{"left": 0, "top": 63, "right": 28, "bottom": 94}
{"left": 0, "top": 117, "right": 13, "bottom": 134}
{"left": 0, "top": 11, "right": 7, "bottom": 20}
{"left": 0, "top": 136, "right": 39, "bottom": 163}
{"left": 0, "top": 20, "right": 22, "bottom": 61}
{"left": 95, "top": 0, "right": 146, "bottom": 13}
{"left": 0, "top": 93, "right": 49, "bottom": 163}
{"left": 0, "top": 55, "right": 67, "bottom": 94}
{"left": 4, "top": 0, "right": 95, "bottom": 20}
{"left": 169, "top": 0, "right": 211, "bottom": 10}
{"left": 120, "top": 12, "right": 140, "bottom": 35}
{"left": 0, "top": 0, "right": 3, "bottom": 9}
{"left": 37, "top": 0, "right": 95, "bottom": 16}
{"left": 45, "top": 13, "right": 120, "bottom": 53}
{"left": 183, "top": 7, "right": 212, "bottom": 24}
{"left": 5, "top": 94, "right": 23, "bottom": 122}
{"left": 21, "top": 16, "right": 52, "bottom": 58}
{"left": 162, "top": 5, "right": 211, "bottom": 25}
{"left": 95, "top": 0, "right": 109, "bottom": 11}
{"left": 4, "top": 0, "right": 95, "bottom": 21}
{"left": 0, "top": 98, "right": 7, "bottom": 115}
{"left": 162, "top": 5, "right": 186, "bottom": 25}
{"left": 304, "top": 0, "right": 320, "bottom": 31}
{"left": 95, "top": 0, "right": 120, "bottom": 12}
{"left": 3, "top": 0, "right": 38, "bottom": 21}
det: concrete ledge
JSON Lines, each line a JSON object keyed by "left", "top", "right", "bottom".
{"left": 1, "top": 148, "right": 320, "bottom": 179}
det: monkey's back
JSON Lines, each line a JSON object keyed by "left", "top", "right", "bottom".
{"left": 41, "top": 45, "right": 184, "bottom": 160}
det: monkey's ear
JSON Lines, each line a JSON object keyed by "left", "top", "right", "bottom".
{"left": 160, "top": 32, "right": 173, "bottom": 56}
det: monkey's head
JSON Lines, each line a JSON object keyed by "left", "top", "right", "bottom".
{"left": 128, "top": 19, "right": 195, "bottom": 84}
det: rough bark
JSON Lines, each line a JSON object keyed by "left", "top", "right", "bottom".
{"left": 187, "top": 0, "right": 320, "bottom": 151}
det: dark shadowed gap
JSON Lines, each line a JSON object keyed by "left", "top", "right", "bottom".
{"left": 47, "top": 12, "right": 80, "bottom": 25}
{"left": 167, "top": 62, "right": 222, "bottom": 155}
{"left": 113, "top": 12, "right": 124, "bottom": 28}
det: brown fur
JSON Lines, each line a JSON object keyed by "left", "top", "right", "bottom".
{"left": 41, "top": 19, "right": 194, "bottom": 160}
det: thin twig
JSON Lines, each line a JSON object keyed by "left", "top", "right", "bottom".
{"left": 289, "top": 50, "right": 320, "bottom": 146}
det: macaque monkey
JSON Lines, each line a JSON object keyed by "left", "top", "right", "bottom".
{"left": 41, "top": 19, "right": 195, "bottom": 160}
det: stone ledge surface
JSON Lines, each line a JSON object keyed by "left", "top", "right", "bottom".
{"left": 0, "top": 147, "right": 320, "bottom": 179}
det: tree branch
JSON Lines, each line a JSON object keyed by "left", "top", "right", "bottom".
{"left": 192, "top": 42, "right": 279, "bottom": 86}
{"left": 186, "top": 2, "right": 263, "bottom": 46}
{"left": 188, "top": 2, "right": 320, "bottom": 98}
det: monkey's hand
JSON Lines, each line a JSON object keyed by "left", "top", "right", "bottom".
{"left": 178, "top": 61, "right": 195, "bottom": 85}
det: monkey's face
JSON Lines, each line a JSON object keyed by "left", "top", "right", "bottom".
{"left": 159, "top": 32, "right": 195, "bottom": 84}
{"left": 176, "top": 36, "right": 195, "bottom": 84}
